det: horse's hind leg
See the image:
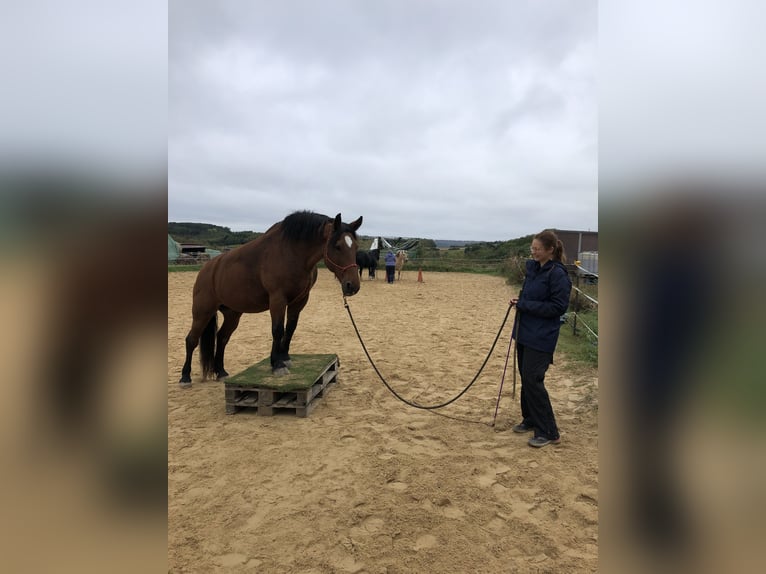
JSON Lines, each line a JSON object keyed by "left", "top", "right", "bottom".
{"left": 214, "top": 307, "right": 242, "bottom": 380}
{"left": 180, "top": 311, "right": 216, "bottom": 387}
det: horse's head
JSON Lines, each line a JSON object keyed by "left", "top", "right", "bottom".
{"left": 323, "top": 213, "right": 363, "bottom": 296}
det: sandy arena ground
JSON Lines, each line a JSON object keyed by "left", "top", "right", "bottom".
{"left": 168, "top": 268, "right": 598, "bottom": 573}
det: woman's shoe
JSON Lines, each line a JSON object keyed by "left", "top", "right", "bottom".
{"left": 512, "top": 422, "right": 534, "bottom": 433}
{"left": 528, "top": 435, "right": 561, "bottom": 448}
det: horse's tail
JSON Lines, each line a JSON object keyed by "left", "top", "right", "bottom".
{"left": 199, "top": 314, "right": 217, "bottom": 380}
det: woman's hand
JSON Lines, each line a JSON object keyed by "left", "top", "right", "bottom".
{"left": 509, "top": 298, "right": 519, "bottom": 307}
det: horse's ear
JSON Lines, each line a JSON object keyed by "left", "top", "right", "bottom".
{"left": 323, "top": 221, "right": 333, "bottom": 240}
{"left": 333, "top": 213, "right": 342, "bottom": 231}
{"left": 349, "top": 216, "right": 363, "bottom": 231}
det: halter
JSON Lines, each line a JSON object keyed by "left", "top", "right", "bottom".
{"left": 323, "top": 238, "right": 359, "bottom": 275}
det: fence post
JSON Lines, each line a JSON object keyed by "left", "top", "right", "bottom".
{"left": 572, "top": 290, "right": 578, "bottom": 335}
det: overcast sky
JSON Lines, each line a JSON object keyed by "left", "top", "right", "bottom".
{"left": 168, "top": 0, "right": 597, "bottom": 241}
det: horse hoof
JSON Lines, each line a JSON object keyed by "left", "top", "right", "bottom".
{"left": 283, "top": 360, "right": 292, "bottom": 368}
{"left": 272, "top": 367, "right": 290, "bottom": 377}
{"left": 216, "top": 371, "right": 229, "bottom": 380}
{"left": 179, "top": 380, "right": 192, "bottom": 389}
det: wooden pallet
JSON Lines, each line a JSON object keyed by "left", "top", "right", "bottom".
{"left": 224, "top": 354, "right": 339, "bottom": 417}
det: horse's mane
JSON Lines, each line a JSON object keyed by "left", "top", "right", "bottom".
{"left": 279, "top": 210, "right": 359, "bottom": 243}
{"left": 280, "top": 211, "right": 332, "bottom": 243}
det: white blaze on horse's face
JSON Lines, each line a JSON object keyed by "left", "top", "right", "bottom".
{"left": 344, "top": 235, "right": 353, "bottom": 249}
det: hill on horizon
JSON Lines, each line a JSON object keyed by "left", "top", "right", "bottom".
{"left": 168, "top": 222, "right": 262, "bottom": 248}
{"left": 433, "top": 239, "right": 483, "bottom": 248}
{"left": 168, "top": 222, "right": 532, "bottom": 257}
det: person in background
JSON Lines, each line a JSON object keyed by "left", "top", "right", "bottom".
{"left": 510, "top": 230, "right": 572, "bottom": 448}
{"left": 384, "top": 250, "right": 396, "bottom": 283}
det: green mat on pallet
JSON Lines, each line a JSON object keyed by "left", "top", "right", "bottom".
{"left": 226, "top": 354, "right": 338, "bottom": 391}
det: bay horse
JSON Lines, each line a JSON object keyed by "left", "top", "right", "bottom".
{"left": 179, "top": 211, "right": 363, "bottom": 386}
{"left": 355, "top": 248, "right": 379, "bottom": 279}
{"left": 395, "top": 250, "right": 408, "bottom": 280}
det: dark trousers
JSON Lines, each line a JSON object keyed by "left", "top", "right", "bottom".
{"left": 386, "top": 265, "right": 395, "bottom": 283}
{"left": 517, "top": 343, "right": 559, "bottom": 440}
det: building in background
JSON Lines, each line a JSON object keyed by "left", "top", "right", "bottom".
{"left": 553, "top": 229, "right": 598, "bottom": 264}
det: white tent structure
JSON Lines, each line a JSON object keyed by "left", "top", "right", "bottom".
{"left": 168, "top": 234, "right": 182, "bottom": 262}
{"left": 369, "top": 237, "right": 393, "bottom": 251}
{"left": 370, "top": 237, "right": 418, "bottom": 252}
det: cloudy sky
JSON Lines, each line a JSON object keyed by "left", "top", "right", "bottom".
{"left": 169, "top": 0, "right": 597, "bottom": 241}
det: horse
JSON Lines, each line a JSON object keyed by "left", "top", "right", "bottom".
{"left": 395, "top": 250, "right": 408, "bottom": 280}
{"left": 355, "top": 248, "right": 379, "bottom": 279}
{"left": 179, "top": 211, "right": 363, "bottom": 386}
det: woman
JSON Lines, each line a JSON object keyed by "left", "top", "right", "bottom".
{"left": 384, "top": 250, "right": 396, "bottom": 283}
{"left": 510, "top": 230, "right": 572, "bottom": 448}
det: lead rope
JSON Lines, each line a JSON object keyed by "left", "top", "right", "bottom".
{"left": 342, "top": 297, "right": 513, "bottom": 410}
{"left": 491, "top": 308, "right": 519, "bottom": 426}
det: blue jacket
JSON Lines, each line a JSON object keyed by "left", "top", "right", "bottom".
{"left": 513, "top": 259, "right": 572, "bottom": 354}
{"left": 385, "top": 252, "right": 396, "bottom": 266}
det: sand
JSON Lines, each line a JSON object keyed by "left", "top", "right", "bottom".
{"left": 168, "top": 268, "right": 598, "bottom": 573}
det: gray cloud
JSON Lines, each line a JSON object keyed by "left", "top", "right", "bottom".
{"left": 169, "top": 0, "right": 597, "bottom": 240}
{"left": 599, "top": 0, "right": 765, "bottom": 186}
{"left": 0, "top": 1, "right": 167, "bottom": 174}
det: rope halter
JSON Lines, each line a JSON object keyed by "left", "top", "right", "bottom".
{"left": 323, "top": 239, "right": 359, "bottom": 276}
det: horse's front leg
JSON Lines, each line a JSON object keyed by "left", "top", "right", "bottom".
{"left": 269, "top": 304, "right": 290, "bottom": 376}
{"left": 281, "top": 291, "right": 310, "bottom": 369}
{"left": 280, "top": 315, "right": 299, "bottom": 369}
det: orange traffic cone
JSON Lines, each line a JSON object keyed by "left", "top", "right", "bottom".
{"left": 417, "top": 268, "right": 424, "bottom": 283}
